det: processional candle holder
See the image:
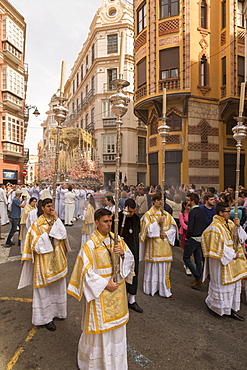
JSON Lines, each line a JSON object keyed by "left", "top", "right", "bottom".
{"left": 109, "top": 78, "right": 130, "bottom": 282}
{"left": 51, "top": 97, "right": 68, "bottom": 205}
{"left": 232, "top": 114, "right": 247, "bottom": 220}
{"left": 158, "top": 114, "right": 170, "bottom": 209}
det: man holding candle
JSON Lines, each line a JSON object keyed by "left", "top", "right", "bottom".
{"left": 67, "top": 208, "right": 134, "bottom": 369}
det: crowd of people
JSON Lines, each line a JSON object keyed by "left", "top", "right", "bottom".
{"left": 1, "top": 181, "right": 247, "bottom": 369}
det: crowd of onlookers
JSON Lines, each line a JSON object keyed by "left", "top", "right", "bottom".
{"left": 2, "top": 181, "right": 247, "bottom": 248}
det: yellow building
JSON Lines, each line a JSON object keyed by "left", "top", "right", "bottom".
{"left": 134, "top": 0, "right": 246, "bottom": 190}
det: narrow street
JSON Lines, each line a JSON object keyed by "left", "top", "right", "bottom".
{"left": 0, "top": 220, "right": 246, "bottom": 370}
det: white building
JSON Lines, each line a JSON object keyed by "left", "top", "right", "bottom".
{"left": 64, "top": 0, "right": 147, "bottom": 186}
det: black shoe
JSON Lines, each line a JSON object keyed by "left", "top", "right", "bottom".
{"left": 230, "top": 310, "right": 244, "bottom": 321}
{"left": 45, "top": 321, "right": 56, "bottom": 331}
{"left": 128, "top": 302, "right": 143, "bottom": 313}
{"left": 5, "top": 241, "right": 15, "bottom": 247}
{"left": 206, "top": 304, "right": 220, "bottom": 317}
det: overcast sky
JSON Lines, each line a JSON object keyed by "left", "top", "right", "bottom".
{"left": 9, "top": 0, "right": 102, "bottom": 154}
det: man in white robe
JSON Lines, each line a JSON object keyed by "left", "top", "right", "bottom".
{"left": 202, "top": 202, "right": 247, "bottom": 321}
{"left": 18, "top": 198, "right": 71, "bottom": 331}
{"left": 58, "top": 184, "right": 68, "bottom": 221}
{"left": 139, "top": 192, "right": 177, "bottom": 298}
{"left": 0, "top": 184, "right": 9, "bottom": 225}
{"left": 67, "top": 208, "right": 134, "bottom": 370}
{"left": 64, "top": 186, "right": 76, "bottom": 226}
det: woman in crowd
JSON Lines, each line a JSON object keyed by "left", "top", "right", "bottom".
{"left": 179, "top": 201, "right": 192, "bottom": 276}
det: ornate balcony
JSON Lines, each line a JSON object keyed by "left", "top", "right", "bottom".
{"left": 158, "top": 78, "right": 180, "bottom": 91}
{"left": 3, "top": 92, "right": 22, "bottom": 111}
{"left": 135, "top": 84, "right": 147, "bottom": 102}
{"left": 2, "top": 141, "right": 23, "bottom": 157}
{"left": 103, "top": 154, "right": 116, "bottom": 162}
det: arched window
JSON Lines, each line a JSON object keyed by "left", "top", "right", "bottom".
{"left": 167, "top": 112, "right": 182, "bottom": 131}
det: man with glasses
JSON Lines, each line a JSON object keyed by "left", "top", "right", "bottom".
{"left": 202, "top": 202, "right": 247, "bottom": 321}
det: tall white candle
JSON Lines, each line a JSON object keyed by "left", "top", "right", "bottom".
{"left": 239, "top": 82, "right": 245, "bottom": 115}
{"left": 60, "top": 61, "right": 66, "bottom": 96}
{"left": 119, "top": 32, "right": 126, "bottom": 77}
{"left": 163, "top": 88, "right": 166, "bottom": 115}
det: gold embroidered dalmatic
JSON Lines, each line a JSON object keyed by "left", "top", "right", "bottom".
{"left": 202, "top": 215, "right": 247, "bottom": 285}
{"left": 19, "top": 204, "right": 36, "bottom": 241}
{"left": 139, "top": 206, "right": 177, "bottom": 262}
{"left": 22, "top": 215, "right": 69, "bottom": 288}
{"left": 67, "top": 229, "right": 134, "bottom": 334}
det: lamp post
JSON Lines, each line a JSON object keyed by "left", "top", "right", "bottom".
{"left": 24, "top": 104, "right": 40, "bottom": 120}
{"left": 158, "top": 88, "right": 170, "bottom": 208}
{"left": 109, "top": 32, "right": 130, "bottom": 282}
{"left": 233, "top": 83, "right": 247, "bottom": 222}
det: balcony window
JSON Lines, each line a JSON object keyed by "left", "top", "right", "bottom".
{"left": 91, "top": 107, "right": 95, "bottom": 125}
{"left": 237, "top": 1, "right": 244, "bottom": 27}
{"left": 103, "top": 101, "right": 115, "bottom": 118}
{"left": 86, "top": 56, "right": 89, "bottom": 73}
{"left": 107, "top": 34, "right": 118, "bottom": 54}
{"left": 160, "top": 47, "right": 179, "bottom": 80}
{"left": 137, "top": 58, "right": 146, "bottom": 88}
{"left": 137, "top": 3, "right": 146, "bottom": 34}
{"left": 107, "top": 68, "right": 117, "bottom": 90}
{"left": 91, "top": 44, "right": 95, "bottom": 63}
{"left": 91, "top": 76, "right": 95, "bottom": 94}
{"left": 103, "top": 135, "right": 116, "bottom": 154}
{"left": 76, "top": 73, "right": 79, "bottom": 88}
{"left": 81, "top": 65, "right": 83, "bottom": 82}
{"left": 160, "top": 0, "right": 179, "bottom": 19}
{"left": 238, "top": 55, "right": 244, "bottom": 84}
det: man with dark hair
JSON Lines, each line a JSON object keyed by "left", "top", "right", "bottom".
{"left": 140, "top": 192, "right": 177, "bottom": 298}
{"left": 18, "top": 198, "right": 70, "bottom": 331}
{"left": 183, "top": 192, "right": 206, "bottom": 289}
{"left": 113, "top": 198, "right": 143, "bottom": 313}
{"left": 202, "top": 202, "right": 247, "bottom": 320}
{"left": 68, "top": 208, "right": 134, "bottom": 369}
{"left": 200, "top": 192, "right": 216, "bottom": 227}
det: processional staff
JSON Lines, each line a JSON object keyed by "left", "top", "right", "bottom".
{"left": 109, "top": 32, "right": 130, "bottom": 282}
{"left": 232, "top": 81, "right": 247, "bottom": 251}
{"left": 51, "top": 61, "right": 68, "bottom": 207}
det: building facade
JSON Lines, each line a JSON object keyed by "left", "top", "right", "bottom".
{"left": 134, "top": 0, "right": 246, "bottom": 190}
{"left": 0, "top": 0, "right": 28, "bottom": 184}
{"left": 63, "top": 0, "right": 147, "bottom": 186}
{"left": 26, "top": 154, "right": 39, "bottom": 184}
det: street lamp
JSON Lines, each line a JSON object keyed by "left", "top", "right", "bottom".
{"left": 24, "top": 104, "right": 40, "bottom": 119}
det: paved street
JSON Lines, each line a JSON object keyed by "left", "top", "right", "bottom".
{"left": 0, "top": 220, "right": 247, "bottom": 370}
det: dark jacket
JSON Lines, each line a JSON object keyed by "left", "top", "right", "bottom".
{"left": 186, "top": 206, "right": 206, "bottom": 239}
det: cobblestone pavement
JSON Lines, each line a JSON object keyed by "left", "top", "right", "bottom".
{"left": 0, "top": 219, "right": 247, "bottom": 370}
